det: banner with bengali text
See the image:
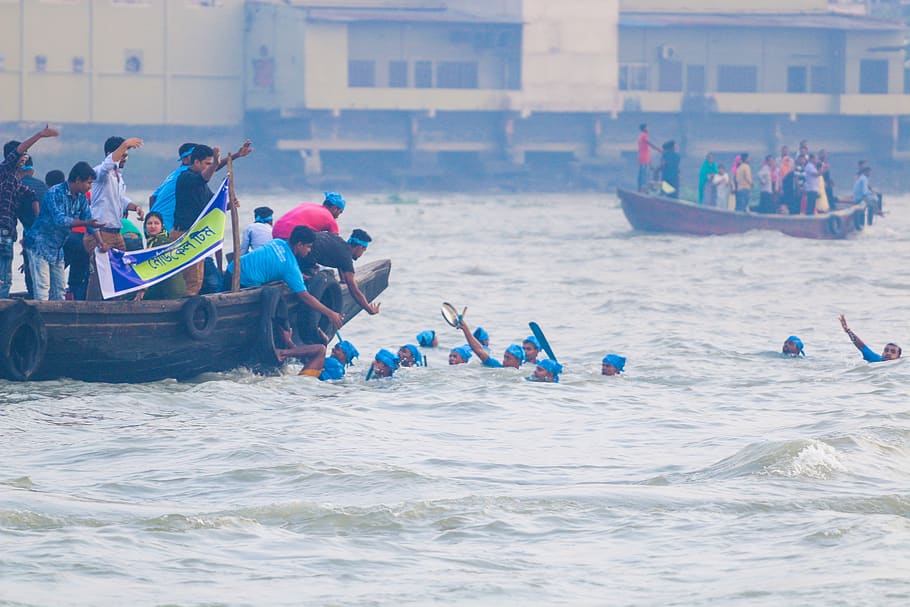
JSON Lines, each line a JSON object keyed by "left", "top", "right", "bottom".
{"left": 95, "top": 178, "right": 228, "bottom": 299}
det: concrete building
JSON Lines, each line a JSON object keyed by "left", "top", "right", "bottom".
{"left": 244, "top": 0, "right": 619, "bottom": 180}
{"left": 612, "top": 0, "right": 910, "bottom": 168}
{"left": 0, "top": 0, "right": 245, "bottom": 126}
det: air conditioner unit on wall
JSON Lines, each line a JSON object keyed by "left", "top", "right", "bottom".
{"left": 659, "top": 45, "right": 679, "bottom": 61}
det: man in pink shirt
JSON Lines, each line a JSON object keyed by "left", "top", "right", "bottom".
{"left": 637, "top": 124, "right": 660, "bottom": 192}
{"left": 272, "top": 191, "right": 345, "bottom": 239}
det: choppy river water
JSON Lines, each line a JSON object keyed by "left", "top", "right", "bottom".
{"left": 3, "top": 191, "right": 910, "bottom": 606}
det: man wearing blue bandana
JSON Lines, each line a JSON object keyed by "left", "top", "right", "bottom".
{"left": 332, "top": 340, "right": 359, "bottom": 367}
{"left": 458, "top": 319, "right": 525, "bottom": 369}
{"left": 226, "top": 225, "right": 343, "bottom": 330}
{"left": 272, "top": 192, "right": 344, "bottom": 239}
{"left": 300, "top": 228, "right": 381, "bottom": 316}
{"left": 840, "top": 315, "right": 901, "bottom": 363}
{"left": 397, "top": 344, "right": 423, "bottom": 367}
{"left": 150, "top": 140, "right": 252, "bottom": 232}
{"left": 449, "top": 345, "right": 472, "bottom": 365}
{"left": 522, "top": 335, "right": 541, "bottom": 363}
{"left": 530, "top": 359, "right": 562, "bottom": 383}
{"left": 319, "top": 356, "right": 346, "bottom": 381}
{"left": 602, "top": 354, "right": 626, "bottom": 375}
{"left": 473, "top": 326, "right": 490, "bottom": 349}
{"left": 370, "top": 348, "right": 399, "bottom": 379}
{"left": 781, "top": 336, "right": 805, "bottom": 357}
{"left": 417, "top": 330, "right": 438, "bottom": 348}
{"left": 240, "top": 206, "right": 274, "bottom": 254}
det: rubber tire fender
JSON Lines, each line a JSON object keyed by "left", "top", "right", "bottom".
{"left": 853, "top": 209, "right": 864, "bottom": 231}
{"left": 827, "top": 214, "right": 843, "bottom": 236}
{"left": 0, "top": 301, "right": 47, "bottom": 381}
{"left": 181, "top": 296, "right": 218, "bottom": 341}
{"left": 295, "top": 271, "right": 343, "bottom": 343}
{"left": 257, "top": 286, "right": 289, "bottom": 369}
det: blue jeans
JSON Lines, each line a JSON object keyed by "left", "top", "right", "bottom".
{"left": 28, "top": 252, "right": 66, "bottom": 300}
{"left": 0, "top": 233, "right": 14, "bottom": 299}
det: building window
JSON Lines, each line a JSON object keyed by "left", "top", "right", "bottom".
{"left": 72, "top": 56, "right": 85, "bottom": 73}
{"left": 809, "top": 66, "right": 830, "bottom": 93}
{"left": 717, "top": 65, "right": 756, "bottom": 93}
{"left": 787, "top": 66, "right": 807, "bottom": 93}
{"left": 860, "top": 59, "right": 888, "bottom": 94}
{"left": 436, "top": 61, "right": 478, "bottom": 89}
{"left": 348, "top": 60, "right": 375, "bottom": 87}
{"left": 35, "top": 55, "right": 47, "bottom": 73}
{"left": 389, "top": 60, "right": 407, "bottom": 88}
{"left": 619, "top": 64, "right": 649, "bottom": 91}
{"left": 658, "top": 60, "right": 682, "bottom": 92}
{"left": 414, "top": 61, "right": 433, "bottom": 88}
{"left": 686, "top": 65, "right": 705, "bottom": 93}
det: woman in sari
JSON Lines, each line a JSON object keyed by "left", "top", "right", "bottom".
{"left": 698, "top": 152, "right": 718, "bottom": 205}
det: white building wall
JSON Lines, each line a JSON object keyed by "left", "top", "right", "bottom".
{"left": 0, "top": 0, "right": 245, "bottom": 126}
{"left": 519, "top": 0, "right": 619, "bottom": 113}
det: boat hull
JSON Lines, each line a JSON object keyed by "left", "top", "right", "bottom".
{"left": 0, "top": 258, "right": 391, "bottom": 383}
{"left": 617, "top": 189, "right": 867, "bottom": 240}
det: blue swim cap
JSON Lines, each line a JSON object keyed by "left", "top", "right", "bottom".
{"left": 402, "top": 343, "right": 422, "bottom": 366}
{"left": 324, "top": 191, "right": 346, "bottom": 210}
{"left": 319, "top": 357, "right": 345, "bottom": 381}
{"left": 374, "top": 348, "right": 400, "bottom": 372}
{"left": 505, "top": 344, "right": 526, "bottom": 364}
{"left": 337, "top": 340, "right": 359, "bottom": 366}
{"left": 451, "top": 345, "right": 473, "bottom": 362}
{"left": 602, "top": 354, "right": 626, "bottom": 372}
{"left": 523, "top": 335, "right": 541, "bottom": 349}
{"left": 416, "top": 330, "right": 435, "bottom": 347}
{"left": 473, "top": 326, "right": 489, "bottom": 343}
{"left": 786, "top": 335, "right": 804, "bottom": 353}
{"left": 536, "top": 358, "right": 563, "bottom": 380}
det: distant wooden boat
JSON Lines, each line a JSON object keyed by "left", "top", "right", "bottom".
{"left": 617, "top": 189, "right": 871, "bottom": 240}
{"left": 0, "top": 259, "right": 391, "bottom": 383}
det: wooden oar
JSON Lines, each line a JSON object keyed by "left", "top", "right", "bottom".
{"left": 528, "top": 322, "right": 557, "bottom": 362}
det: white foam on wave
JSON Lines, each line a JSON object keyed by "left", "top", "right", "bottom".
{"left": 765, "top": 440, "right": 847, "bottom": 480}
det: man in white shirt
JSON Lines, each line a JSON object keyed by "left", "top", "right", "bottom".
{"left": 83, "top": 136, "right": 144, "bottom": 299}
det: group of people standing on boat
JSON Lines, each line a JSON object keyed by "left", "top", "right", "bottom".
{"left": 696, "top": 142, "right": 841, "bottom": 215}
{"left": 0, "top": 126, "right": 381, "bottom": 326}
{"left": 637, "top": 125, "right": 880, "bottom": 215}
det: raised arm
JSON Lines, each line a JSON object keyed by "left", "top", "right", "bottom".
{"left": 16, "top": 124, "right": 59, "bottom": 156}
{"left": 111, "top": 137, "right": 143, "bottom": 164}
{"left": 840, "top": 314, "right": 867, "bottom": 352}
{"left": 215, "top": 140, "right": 253, "bottom": 172}
{"left": 201, "top": 147, "right": 221, "bottom": 182}
{"left": 341, "top": 270, "right": 380, "bottom": 315}
{"left": 459, "top": 319, "right": 490, "bottom": 363}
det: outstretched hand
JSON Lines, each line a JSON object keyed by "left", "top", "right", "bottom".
{"left": 234, "top": 140, "right": 253, "bottom": 159}
{"left": 839, "top": 314, "right": 849, "bottom": 332}
{"left": 39, "top": 124, "right": 60, "bottom": 139}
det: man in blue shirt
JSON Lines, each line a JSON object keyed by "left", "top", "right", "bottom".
{"left": 226, "top": 225, "right": 343, "bottom": 330}
{"left": 23, "top": 162, "right": 102, "bottom": 300}
{"left": 840, "top": 315, "right": 901, "bottom": 363}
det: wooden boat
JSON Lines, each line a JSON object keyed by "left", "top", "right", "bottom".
{"left": 617, "top": 189, "right": 872, "bottom": 240}
{"left": 0, "top": 258, "right": 390, "bottom": 383}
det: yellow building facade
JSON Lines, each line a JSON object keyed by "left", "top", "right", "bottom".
{"left": 0, "top": 0, "right": 245, "bottom": 126}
